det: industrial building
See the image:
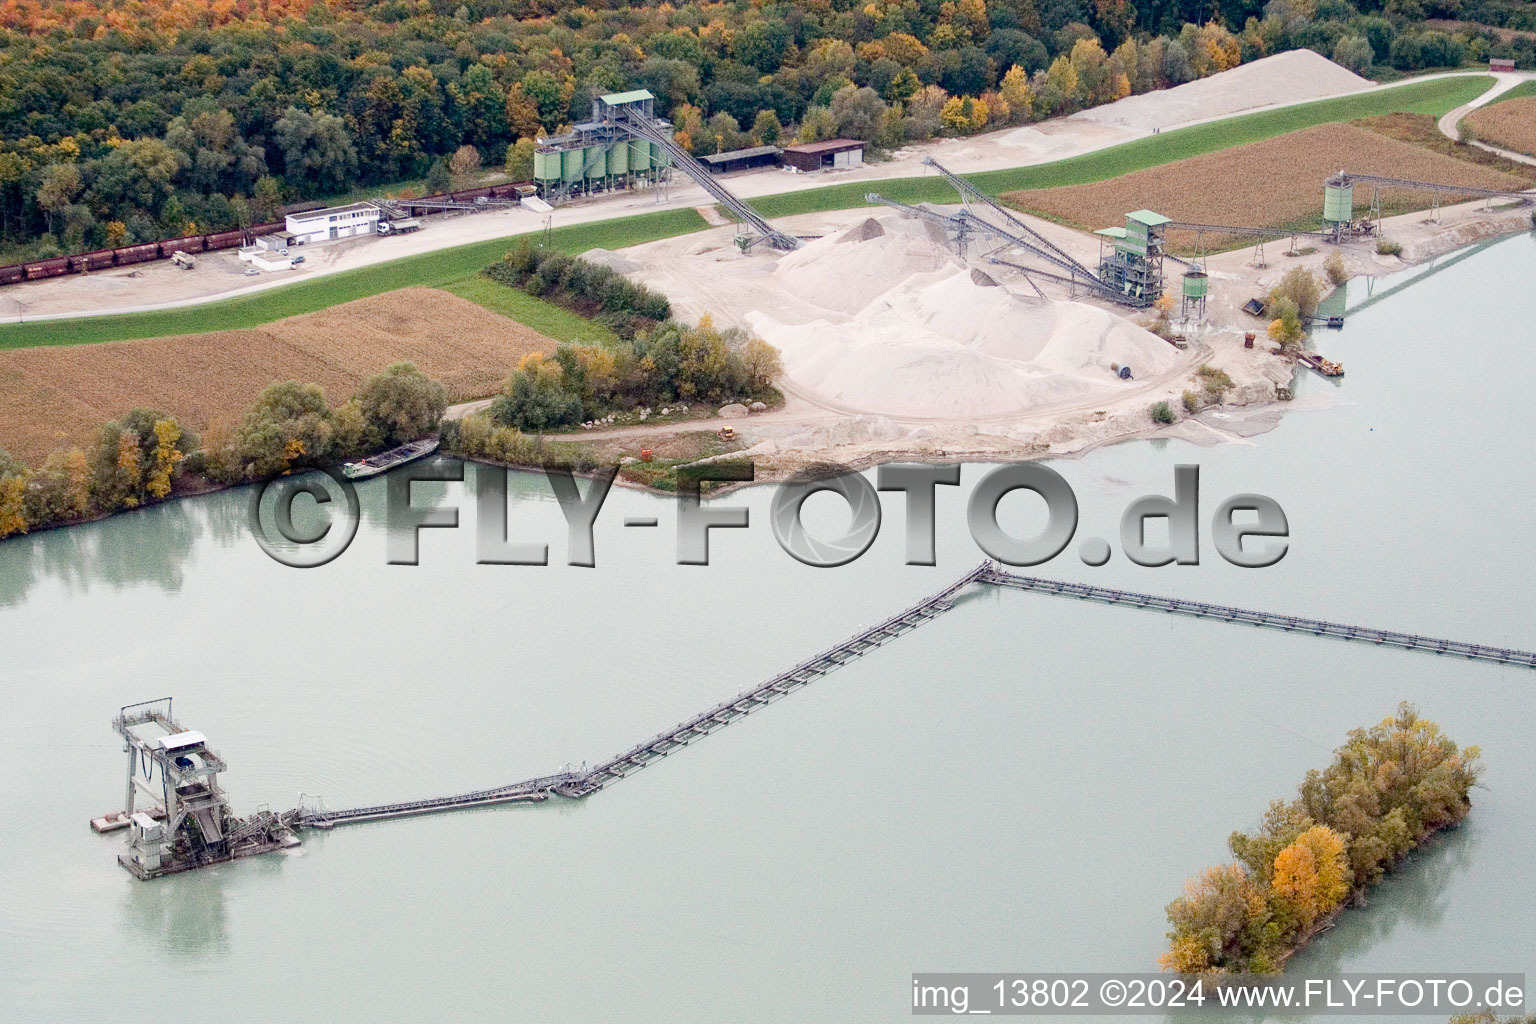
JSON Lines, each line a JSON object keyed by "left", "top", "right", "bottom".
{"left": 535, "top": 89, "right": 799, "bottom": 249}
{"left": 533, "top": 90, "right": 675, "bottom": 203}
{"left": 284, "top": 202, "right": 381, "bottom": 244}
{"left": 780, "top": 139, "right": 866, "bottom": 172}
{"left": 1094, "top": 210, "right": 1170, "bottom": 305}
{"left": 698, "top": 145, "right": 783, "bottom": 174}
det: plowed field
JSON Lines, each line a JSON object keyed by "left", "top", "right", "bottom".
{"left": 0, "top": 287, "right": 555, "bottom": 464}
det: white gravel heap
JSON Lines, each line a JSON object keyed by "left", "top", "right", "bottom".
{"left": 745, "top": 215, "right": 1179, "bottom": 419}
{"left": 1072, "top": 49, "right": 1372, "bottom": 133}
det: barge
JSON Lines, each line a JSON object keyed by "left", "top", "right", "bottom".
{"left": 341, "top": 437, "right": 439, "bottom": 480}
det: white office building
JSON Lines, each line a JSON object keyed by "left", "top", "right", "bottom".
{"left": 284, "top": 203, "right": 381, "bottom": 244}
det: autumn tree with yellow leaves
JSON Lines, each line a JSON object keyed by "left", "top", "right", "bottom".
{"left": 1163, "top": 705, "right": 1480, "bottom": 973}
{"left": 0, "top": 448, "right": 30, "bottom": 539}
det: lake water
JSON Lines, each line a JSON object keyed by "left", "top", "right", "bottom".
{"left": 1, "top": 233, "right": 1533, "bottom": 1022}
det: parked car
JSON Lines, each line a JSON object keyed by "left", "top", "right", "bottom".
{"left": 278, "top": 248, "right": 289, "bottom": 256}
{"left": 244, "top": 268, "right": 260, "bottom": 276}
{"left": 291, "top": 255, "right": 306, "bottom": 264}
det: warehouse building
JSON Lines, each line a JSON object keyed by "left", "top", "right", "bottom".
{"left": 284, "top": 203, "right": 381, "bottom": 244}
{"left": 697, "top": 145, "right": 782, "bottom": 174}
{"left": 779, "top": 139, "right": 865, "bottom": 172}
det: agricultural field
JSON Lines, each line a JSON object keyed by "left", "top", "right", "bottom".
{"left": 1465, "top": 95, "right": 1536, "bottom": 156}
{"left": 0, "top": 288, "right": 554, "bottom": 465}
{"left": 750, "top": 75, "right": 1494, "bottom": 220}
{"left": 1003, "top": 121, "right": 1533, "bottom": 250}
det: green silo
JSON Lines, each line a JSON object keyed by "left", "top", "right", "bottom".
{"left": 630, "top": 138, "right": 651, "bottom": 171}
{"left": 562, "top": 147, "right": 583, "bottom": 183}
{"left": 533, "top": 149, "right": 561, "bottom": 183}
{"left": 1181, "top": 270, "right": 1208, "bottom": 299}
{"left": 1324, "top": 177, "right": 1354, "bottom": 223}
{"left": 607, "top": 140, "right": 629, "bottom": 175}
{"left": 652, "top": 142, "right": 671, "bottom": 169}
{"left": 585, "top": 144, "right": 607, "bottom": 179}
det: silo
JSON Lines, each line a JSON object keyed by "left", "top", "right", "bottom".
{"left": 607, "top": 139, "right": 629, "bottom": 176}
{"left": 533, "top": 149, "right": 561, "bottom": 183}
{"left": 652, "top": 142, "right": 671, "bottom": 169}
{"left": 562, "top": 147, "right": 583, "bottom": 183}
{"left": 1181, "top": 269, "right": 1208, "bottom": 317}
{"left": 1324, "top": 176, "right": 1354, "bottom": 223}
{"left": 585, "top": 144, "right": 607, "bottom": 180}
{"left": 629, "top": 138, "right": 651, "bottom": 172}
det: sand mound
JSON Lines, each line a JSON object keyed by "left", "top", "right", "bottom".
{"left": 746, "top": 215, "right": 1178, "bottom": 418}
{"left": 1073, "top": 50, "right": 1371, "bottom": 132}
{"left": 773, "top": 214, "right": 961, "bottom": 315}
{"left": 838, "top": 217, "right": 886, "bottom": 243}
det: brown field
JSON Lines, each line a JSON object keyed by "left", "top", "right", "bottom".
{"left": 1466, "top": 96, "right": 1536, "bottom": 157}
{"left": 0, "top": 287, "right": 556, "bottom": 464}
{"left": 1004, "top": 122, "right": 1533, "bottom": 251}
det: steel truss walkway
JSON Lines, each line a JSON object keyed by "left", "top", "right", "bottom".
{"left": 289, "top": 562, "right": 1531, "bottom": 834}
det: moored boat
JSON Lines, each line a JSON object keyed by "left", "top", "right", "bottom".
{"left": 341, "top": 437, "right": 439, "bottom": 480}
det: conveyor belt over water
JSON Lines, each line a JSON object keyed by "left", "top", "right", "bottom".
{"left": 290, "top": 561, "right": 1532, "bottom": 832}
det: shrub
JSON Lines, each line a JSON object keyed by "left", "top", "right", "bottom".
{"left": 1197, "top": 364, "right": 1234, "bottom": 403}
{"left": 1181, "top": 389, "right": 1201, "bottom": 412}
{"left": 1322, "top": 251, "right": 1348, "bottom": 286}
{"left": 490, "top": 354, "right": 584, "bottom": 432}
{"left": 486, "top": 242, "right": 670, "bottom": 337}
{"left": 1150, "top": 400, "right": 1176, "bottom": 424}
{"left": 1268, "top": 266, "right": 1322, "bottom": 320}
{"left": 1376, "top": 239, "right": 1403, "bottom": 257}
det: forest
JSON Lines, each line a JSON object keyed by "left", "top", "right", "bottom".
{"left": 1, "top": 0, "right": 1531, "bottom": 260}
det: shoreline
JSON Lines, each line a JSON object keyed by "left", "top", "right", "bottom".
{"left": 1, "top": 208, "right": 1530, "bottom": 542}
{"left": 577, "top": 198, "right": 1532, "bottom": 493}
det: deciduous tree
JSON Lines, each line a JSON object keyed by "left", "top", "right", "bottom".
{"left": 354, "top": 362, "right": 448, "bottom": 446}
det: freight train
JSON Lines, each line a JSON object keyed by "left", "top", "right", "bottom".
{"left": 0, "top": 180, "right": 535, "bottom": 287}
{"left": 0, "top": 222, "right": 284, "bottom": 286}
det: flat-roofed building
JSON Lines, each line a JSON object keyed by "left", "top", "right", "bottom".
{"left": 284, "top": 202, "right": 381, "bottom": 244}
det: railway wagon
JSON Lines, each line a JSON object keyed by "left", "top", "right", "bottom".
{"left": 159, "top": 235, "right": 206, "bottom": 257}
{"left": 204, "top": 229, "right": 247, "bottom": 251}
{"left": 69, "top": 249, "right": 117, "bottom": 272}
{"left": 249, "top": 220, "right": 285, "bottom": 237}
{"left": 0, "top": 264, "right": 23, "bottom": 285}
{"left": 113, "top": 242, "right": 160, "bottom": 265}
{"left": 24, "top": 256, "right": 70, "bottom": 280}
{"left": 449, "top": 185, "right": 494, "bottom": 202}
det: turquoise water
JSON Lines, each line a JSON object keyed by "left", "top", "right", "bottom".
{"left": 0, "top": 233, "right": 1532, "bottom": 1022}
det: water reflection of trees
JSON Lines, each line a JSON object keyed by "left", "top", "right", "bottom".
{"left": 0, "top": 486, "right": 251, "bottom": 608}
{"left": 1288, "top": 823, "right": 1477, "bottom": 977}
